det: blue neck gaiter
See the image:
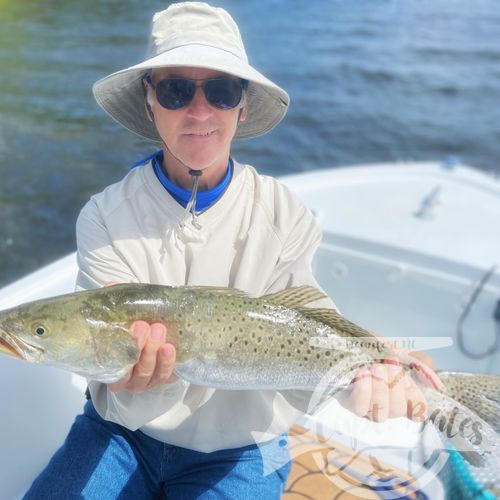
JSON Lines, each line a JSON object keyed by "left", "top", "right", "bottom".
{"left": 132, "top": 150, "right": 233, "bottom": 212}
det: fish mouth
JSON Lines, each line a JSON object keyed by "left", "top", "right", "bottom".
{"left": 0, "top": 328, "right": 43, "bottom": 360}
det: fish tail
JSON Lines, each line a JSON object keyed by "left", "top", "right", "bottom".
{"left": 439, "top": 372, "right": 500, "bottom": 433}
{"left": 425, "top": 372, "right": 500, "bottom": 467}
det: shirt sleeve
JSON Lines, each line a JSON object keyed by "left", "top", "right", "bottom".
{"left": 76, "top": 200, "right": 190, "bottom": 430}
{"left": 265, "top": 197, "right": 338, "bottom": 311}
{"left": 75, "top": 200, "right": 138, "bottom": 290}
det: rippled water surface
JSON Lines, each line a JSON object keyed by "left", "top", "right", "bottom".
{"left": 1, "top": 0, "right": 499, "bottom": 286}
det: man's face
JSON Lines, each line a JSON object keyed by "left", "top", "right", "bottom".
{"left": 147, "top": 66, "right": 247, "bottom": 173}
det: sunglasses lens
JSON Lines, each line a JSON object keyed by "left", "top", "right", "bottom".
{"left": 204, "top": 79, "right": 243, "bottom": 109}
{"left": 153, "top": 78, "right": 244, "bottom": 110}
{"left": 156, "top": 79, "right": 195, "bottom": 110}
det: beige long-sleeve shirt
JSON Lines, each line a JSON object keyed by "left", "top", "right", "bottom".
{"left": 77, "top": 159, "right": 335, "bottom": 452}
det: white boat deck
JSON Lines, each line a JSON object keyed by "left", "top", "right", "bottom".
{"left": 282, "top": 161, "right": 500, "bottom": 268}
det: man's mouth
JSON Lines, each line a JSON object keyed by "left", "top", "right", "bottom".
{"left": 185, "top": 130, "right": 216, "bottom": 138}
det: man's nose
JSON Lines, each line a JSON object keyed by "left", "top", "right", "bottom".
{"left": 186, "top": 86, "right": 212, "bottom": 119}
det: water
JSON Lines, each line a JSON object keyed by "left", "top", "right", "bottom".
{"left": 1, "top": 0, "right": 499, "bottom": 287}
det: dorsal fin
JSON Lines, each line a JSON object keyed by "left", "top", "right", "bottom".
{"left": 295, "top": 306, "right": 374, "bottom": 339}
{"left": 295, "top": 307, "right": 396, "bottom": 360}
{"left": 262, "top": 285, "right": 327, "bottom": 308}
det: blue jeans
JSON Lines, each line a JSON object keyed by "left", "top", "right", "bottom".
{"left": 23, "top": 401, "right": 291, "bottom": 499}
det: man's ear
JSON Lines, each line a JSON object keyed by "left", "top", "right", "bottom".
{"left": 145, "top": 100, "right": 154, "bottom": 122}
{"left": 145, "top": 89, "right": 156, "bottom": 122}
{"left": 238, "top": 105, "right": 248, "bottom": 123}
{"left": 142, "top": 76, "right": 155, "bottom": 122}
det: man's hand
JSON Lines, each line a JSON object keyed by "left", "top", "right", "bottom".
{"left": 108, "top": 321, "right": 177, "bottom": 394}
{"left": 338, "top": 352, "right": 438, "bottom": 423}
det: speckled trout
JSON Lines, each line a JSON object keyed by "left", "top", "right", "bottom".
{"left": 0, "top": 284, "right": 499, "bottom": 473}
{"left": 0, "top": 284, "right": 375, "bottom": 386}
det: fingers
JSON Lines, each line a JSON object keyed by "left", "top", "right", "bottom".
{"left": 407, "top": 351, "right": 444, "bottom": 390}
{"left": 369, "top": 363, "right": 428, "bottom": 422}
{"left": 386, "top": 364, "right": 407, "bottom": 419}
{"left": 340, "top": 363, "right": 429, "bottom": 423}
{"left": 404, "top": 375, "right": 428, "bottom": 421}
{"left": 108, "top": 321, "right": 177, "bottom": 394}
{"left": 108, "top": 321, "right": 149, "bottom": 392}
{"left": 369, "top": 364, "right": 390, "bottom": 422}
{"left": 128, "top": 323, "right": 167, "bottom": 391}
{"left": 409, "top": 351, "right": 434, "bottom": 369}
{"left": 341, "top": 368, "right": 372, "bottom": 418}
{"left": 339, "top": 365, "right": 390, "bottom": 422}
{"left": 132, "top": 320, "right": 151, "bottom": 350}
{"left": 379, "top": 343, "right": 442, "bottom": 391}
{"left": 144, "top": 333, "right": 177, "bottom": 390}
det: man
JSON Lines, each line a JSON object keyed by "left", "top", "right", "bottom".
{"left": 24, "top": 3, "right": 435, "bottom": 498}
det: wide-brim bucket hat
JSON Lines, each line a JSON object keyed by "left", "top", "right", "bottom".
{"left": 92, "top": 2, "right": 290, "bottom": 141}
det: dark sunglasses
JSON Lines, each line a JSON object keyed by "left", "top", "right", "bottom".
{"left": 144, "top": 75, "right": 248, "bottom": 110}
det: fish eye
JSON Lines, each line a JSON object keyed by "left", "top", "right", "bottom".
{"left": 35, "top": 326, "right": 46, "bottom": 336}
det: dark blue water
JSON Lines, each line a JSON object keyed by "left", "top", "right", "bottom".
{"left": 1, "top": 0, "right": 499, "bottom": 286}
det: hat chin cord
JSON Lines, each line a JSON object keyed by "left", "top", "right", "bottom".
{"left": 161, "top": 139, "right": 204, "bottom": 229}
